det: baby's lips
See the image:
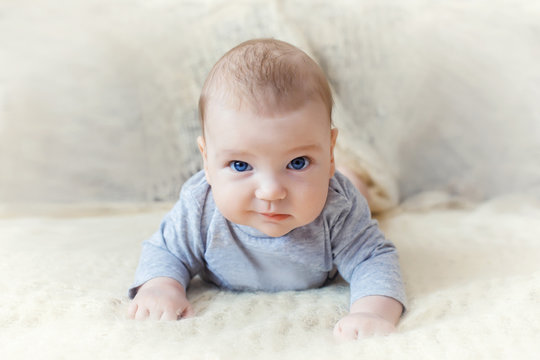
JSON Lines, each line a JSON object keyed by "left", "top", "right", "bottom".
{"left": 259, "top": 213, "right": 291, "bottom": 221}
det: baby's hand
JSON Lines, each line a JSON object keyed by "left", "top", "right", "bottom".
{"left": 333, "top": 312, "right": 396, "bottom": 341}
{"left": 127, "top": 277, "right": 194, "bottom": 321}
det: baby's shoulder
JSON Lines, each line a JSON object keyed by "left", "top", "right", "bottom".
{"left": 323, "top": 171, "right": 371, "bottom": 221}
{"left": 181, "top": 170, "right": 209, "bottom": 192}
{"left": 327, "top": 170, "right": 359, "bottom": 204}
{"left": 178, "top": 170, "right": 213, "bottom": 209}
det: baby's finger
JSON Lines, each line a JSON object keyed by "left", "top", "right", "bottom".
{"left": 149, "top": 308, "right": 163, "bottom": 321}
{"left": 333, "top": 321, "right": 358, "bottom": 341}
{"left": 161, "top": 309, "right": 179, "bottom": 321}
{"left": 127, "top": 302, "right": 138, "bottom": 319}
{"left": 135, "top": 306, "right": 150, "bottom": 320}
{"left": 179, "top": 304, "right": 195, "bottom": 319}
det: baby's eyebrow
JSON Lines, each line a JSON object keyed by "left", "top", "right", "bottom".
{"left": 219, "top": 144, "right": 322, "bottom": 158}
{"left": 287, "top": 144, "right": 323, "bottom": 153}
{"left": 219, "top": 149, "right": 252, "bottom": 158}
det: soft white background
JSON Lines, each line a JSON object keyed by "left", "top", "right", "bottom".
{"left": 1, "top": 0, "right": 539, "bottom": 205}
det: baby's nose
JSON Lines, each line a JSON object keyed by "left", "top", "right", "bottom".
{"left": 255, "top": 176, "right": 287, "bottom": 201}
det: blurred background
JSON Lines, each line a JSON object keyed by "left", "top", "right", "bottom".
{"left": 1, "top": 0, "right": 539, "bottom": 208}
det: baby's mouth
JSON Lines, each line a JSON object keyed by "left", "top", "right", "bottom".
{"left": 259, "top": 213, "right": 290, "bottom": 221}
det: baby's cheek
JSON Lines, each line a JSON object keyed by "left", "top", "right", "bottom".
{"left": 212, "top": 185, "right": 247, "bottom": 222}
{"left": 295, "top": 186, "right": 328, "bottom": 222}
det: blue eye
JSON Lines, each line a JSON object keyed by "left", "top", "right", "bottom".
{"left": 287, "top": 157, "right": 309, "bottom": 170}
{"left": 230, "top": 161, "right": 252, "bottom": 172}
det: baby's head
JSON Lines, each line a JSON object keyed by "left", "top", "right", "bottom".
{"left": 199, "top": 38, "right": 333, "bottom": 131}
{"left": 197, "top": 39, "right": 338, "bottom": 237}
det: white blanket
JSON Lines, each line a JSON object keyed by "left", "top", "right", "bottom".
{"left": 1, "top": 196, "right": 539, "bottom": 359}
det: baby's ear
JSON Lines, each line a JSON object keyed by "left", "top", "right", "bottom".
{"left": 329, "top": 128, "right": 339, "bottom": 177}
{"left": 197, "top": 136, "right": 211, "bottom": 185}
{"left": 197, "top": 136, "right": 207, "bottom": 159}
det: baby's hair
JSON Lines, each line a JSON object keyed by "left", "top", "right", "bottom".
{"left": 198, "top": 38, "right": 333, "bottom": 135}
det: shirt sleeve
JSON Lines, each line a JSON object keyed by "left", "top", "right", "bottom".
{"left": 329, "top": 177, "right": 407, "bottom": 309}
{"left": 128, "top": 186, "right": 206, "bottom": 299}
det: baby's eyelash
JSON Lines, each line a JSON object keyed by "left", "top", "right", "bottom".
{"left": 287, "top": 156, "right": 310, "bottom": 170}
{"left": 226, "top": 157, "right": 312, "bottom": 172}
{"left": 229, "top": 160, "right": 252, "bottom": 172}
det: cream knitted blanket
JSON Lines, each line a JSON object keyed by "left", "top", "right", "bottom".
{"left": 1, "top": 196, "right": 539, "bottom": 359}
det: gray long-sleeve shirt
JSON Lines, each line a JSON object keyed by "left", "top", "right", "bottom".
{"left": 129, "top": 170, "right": 406, "bottom": 307}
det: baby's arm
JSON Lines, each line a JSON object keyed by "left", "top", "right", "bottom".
{"left": 329, "top": 175, "right": 406, "bottom": 340}
{"left": 333, "top": 295, "right": 403, "bottom": 340}
{"left": 127, "top": 277, "right": 194, "bottom": 321}
{"left": 128, "top": 184, "right": 208, "bottom": 321}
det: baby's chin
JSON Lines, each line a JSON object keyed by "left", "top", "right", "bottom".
{"left": 250, "top": 217, "right": 315, "bottom": 238}
{"left": 235, "top": 219, "right": 299, "bottom": 238}
{"left": 256, "top": 225, "right": 294, "bottom": 238}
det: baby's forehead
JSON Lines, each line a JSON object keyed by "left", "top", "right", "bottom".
{"left": 208, "top": 79, "right": 331, "bottom": 117}
{"left": 204, "top": 97, "right": 330, "bottom": 130}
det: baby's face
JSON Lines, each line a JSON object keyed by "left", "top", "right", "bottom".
{"left": 198, "top": 100, "right": 338, "bottom": 237}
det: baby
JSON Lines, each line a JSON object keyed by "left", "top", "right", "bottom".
{"left": 128, "top": 38, "right": 406, "bottom": 340}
